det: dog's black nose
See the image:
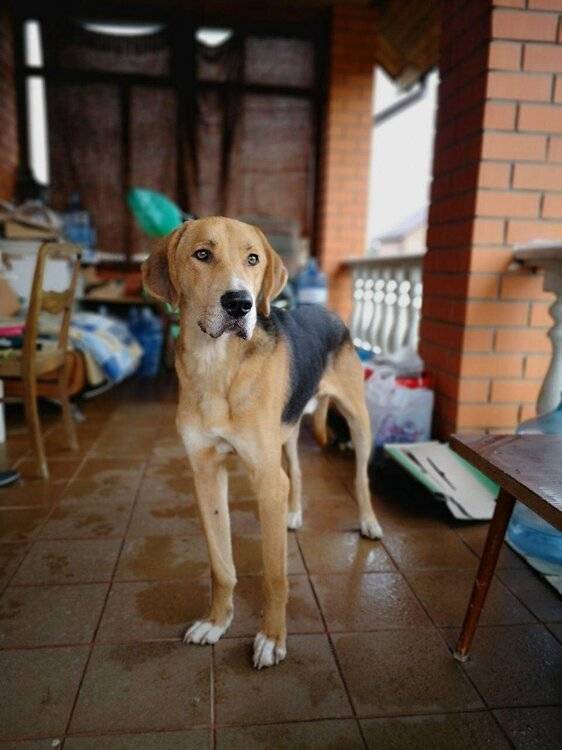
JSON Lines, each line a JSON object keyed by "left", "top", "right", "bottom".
{"left": 220, "top": 290, "right": 253, "bottom": 318}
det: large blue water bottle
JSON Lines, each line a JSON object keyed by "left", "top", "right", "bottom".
{"left": 506, "top": 396, "right": 562, "bottom": 569}
{"left": 295, "top": 259, "right": 328, "bottom": 306}
{"left": 62, "top": 193, "right": 96, "bottom": 261}
{"left": 129, "top": 307, "right": 163, "bottom": 376}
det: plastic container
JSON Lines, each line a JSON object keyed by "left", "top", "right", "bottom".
{"left": 128, "top": 307, "right": 163, "bottom": 377}
{"left": 506, "top": 395, "right": 562, "bottom": 569}
{"left": 294, "top": 259, "right": 328, "bottom": 306}
{"left": 62, "top": 193, "right": 96, "bottom": 260}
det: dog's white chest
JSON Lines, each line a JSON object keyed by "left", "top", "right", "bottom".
{"left": 192, "top": 335, "right": 229, "bottom": 377}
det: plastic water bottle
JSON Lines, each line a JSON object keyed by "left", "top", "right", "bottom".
{"left": 128, "top": 307, "right": 163, "bottom": 377}
{"left": 62, "top": 193, "right": 96, "bottom": 260}
{"left": 295, "top": 259, "right": 328, "bottom": 306}
{"left": 506, "top": 396, "right": 562, "bottom": 569}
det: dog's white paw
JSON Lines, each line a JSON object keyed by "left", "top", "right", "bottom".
{"left": 253, "top": 631, "right": 287, "bottom": 669}
{"left": 360, "top": 517, "right": 383, "bottom": 540}
{"left": 287, "top": 509, "right": 303, "bottom": 530}
{"left": 183, "top": 615, "right": 232, "bottom": 645}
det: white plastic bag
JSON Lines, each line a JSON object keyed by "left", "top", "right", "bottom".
{"left": 372, "top": 346, "right": 424, "bottom": 376}
{"left": 365, "top": 366, "right": 434, "bottom": 451}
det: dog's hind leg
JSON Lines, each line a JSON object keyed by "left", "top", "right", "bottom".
{"left": 323, "top": 346, "right": 383, "bottom": 540}
{"left": 312, "top": 395, "right": 330, "bottom": 446}
{"left": 284, "top": 424, "right": 303, "bottom": 530}
{"left": 182, "top": 444, "right": 236, "bottom": 645}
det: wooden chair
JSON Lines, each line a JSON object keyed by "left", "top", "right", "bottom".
{"left": 0, "top": 242, "right": 81, "bottom": 478}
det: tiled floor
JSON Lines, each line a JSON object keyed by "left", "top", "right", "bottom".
{"left": 1, "top": 378, "right": 561, "bottom": 749}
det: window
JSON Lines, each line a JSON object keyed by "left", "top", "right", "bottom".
{"left": 23, "top": 20, "right": 49, "bottom": 185}
{"left": 367, "top": 67, "right": 439, "bottom": 255}
{"left": 21, "top": 20, "right": 171, "bottom": 188}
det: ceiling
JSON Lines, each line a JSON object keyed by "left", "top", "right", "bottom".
{"left": 376, "top": 0, "right": 440, "bottom": 80}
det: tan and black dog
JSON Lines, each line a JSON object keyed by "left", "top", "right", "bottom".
{"left": 142, "top": 216, "right": 382, "bottom": 669}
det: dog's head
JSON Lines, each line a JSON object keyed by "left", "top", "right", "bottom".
{"left": 141, "top": 217, "right": 288, "bottom": 341}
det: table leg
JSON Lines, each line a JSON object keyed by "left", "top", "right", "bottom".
{"left": 454, "top": 488, "right": 516, "bottom": 662}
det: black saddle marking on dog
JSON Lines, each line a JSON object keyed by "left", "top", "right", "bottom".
{"left": 259, "top": 305, "right": 350, "bottom": 424}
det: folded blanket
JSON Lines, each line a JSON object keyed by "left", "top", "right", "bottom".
{"left": 68, "top": 312, "right": 143, "bottom": 383}
{"left": 39, "top": 311, "right": 142, "bottom": 384}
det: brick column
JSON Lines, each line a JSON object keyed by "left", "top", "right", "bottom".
{"left": 0, "top": 9, "right": 18, "bottom": 200}
{"left": 421, "top": 0, "right": 561, "bottom": 436}
{"left": 316, "top": 5, "right": 377, "bottom": 320}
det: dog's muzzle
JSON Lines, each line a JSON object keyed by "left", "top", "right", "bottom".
{"left": 199, "top": 289, "right": 256, "bottom": 340}
{"left": 220, "top": 290, "right": 253, "bottom": 319}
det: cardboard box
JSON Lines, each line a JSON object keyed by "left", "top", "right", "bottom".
{"left": 385, "top": 441, "right": 499, "bottom": 521}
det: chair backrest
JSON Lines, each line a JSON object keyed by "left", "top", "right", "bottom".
{"left": 22, "top": 242, "right": 81, "bottom": 374}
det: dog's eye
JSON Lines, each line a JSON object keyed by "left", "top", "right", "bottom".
{"left": 193, "top": 249, "right": 211, "bottom": 262}
{"left": 247, "top": 253, "right": 259, "bottom": 266}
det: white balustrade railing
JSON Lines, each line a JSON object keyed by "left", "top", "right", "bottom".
{"left": 345, "top": 252, "right": 424, "bottom": 356}
{"left": 514, "top": 242, "right": 562, "bottom": 415}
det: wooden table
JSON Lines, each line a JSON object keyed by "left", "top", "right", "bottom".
{"left": 450, "top": 434, "right": 562, "bottom": 662}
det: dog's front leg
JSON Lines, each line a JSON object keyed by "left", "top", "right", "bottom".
{"left": 250, "top": 456, "right": 290, "bottom": 669}
{"left": 183, "top": 446, "right": 236, "bottom": 645}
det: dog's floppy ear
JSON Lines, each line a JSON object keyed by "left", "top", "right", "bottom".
{"left": 141, "top": 225, "right": 184, "bottom": 306}
{"left": 256, "top": 228, "right": 288, "bottom": 317}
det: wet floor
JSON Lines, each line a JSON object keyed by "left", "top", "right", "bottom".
{"left": 0, "top": 376, "right": 561, "bottom": 748}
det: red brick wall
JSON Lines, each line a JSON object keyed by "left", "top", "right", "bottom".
{"left": 0, "top": 9, "right": 19, "bottom": 201}
{"left": 421, "top": 0, "right": 560, "bottom": 436}
{"left": 317, "top": 5, "right": 377, "bottom": 320}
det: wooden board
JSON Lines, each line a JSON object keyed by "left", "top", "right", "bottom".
{"left": 450, "top": 434, "right": 562, "bottom": 532}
